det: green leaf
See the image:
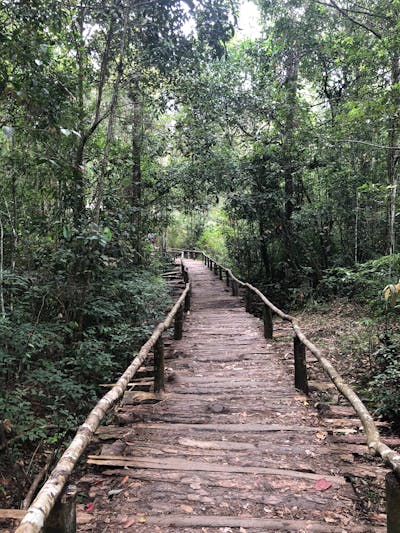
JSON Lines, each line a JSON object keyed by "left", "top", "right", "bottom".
{"left": 103, "top": 227, "right": 112, "bottom": 241}
{"left": 62, "top": 226, "right": 72, "bottom": 240}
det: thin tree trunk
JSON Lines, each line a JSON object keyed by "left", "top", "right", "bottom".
{"left": 354, "top": 190, "right": 359, "bottom": 263}
{"left": 72, "top": 4, "right": 87, "bottom": 224}
{"left": 131, "top": 80, "right": 144, "bottom": 260}
{"left": 0, "top": 214, "right": 5, "bottom": 318}
{"left": 387, "top": 53, "right": 400, "bottom": 259}
{"left": 94, "top": 5, "right": 130, "bottom": 224}
{"left": 72, "top": 3, "right": 116, "bottom": 226}
{"left": 283, "top": 49, "right": 299, "bottom": 222}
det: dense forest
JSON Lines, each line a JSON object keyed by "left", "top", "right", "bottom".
{"left": 1, "top": 0, "right": 400, "bottom": 507}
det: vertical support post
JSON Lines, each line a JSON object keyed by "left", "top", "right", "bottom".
{"left": 174, "top": 304, "right": 184, "bottom": 340}
{"left": 226, "top": 271, "right": 230, "bottom": 287}
{"left": 182, "top": 269, "right": 189, "bottom": 285}
{"left": 184, "top": 286, "right": 191, "bottom": 312}
{"left": 154, "top": 335, "right": 165, "bottom": 392}
{"left": 263, "top": 304, "right": 273, "bottom": 339}
{"left": 387, "top": 472, "right": 400, "bottom": 533}
{"left": 43, "top": 484, "right": 77, "bottom": 533}
{"left": 294, "top": 335, "right": 308, "bottom": 395}
{"left": 231, "top": 280, "right": 238, "bottom": 296}
{"left": 213, "top": 262, "right": 218, "bottom": 275}
{"left": 219, "top": 266, "right": 223, "bottom": 280}
{"left": 245, "top": 287, "right": 252, "bottom": 313}
{"left": 180, "top": 261, "right": 185, "bottom": 274}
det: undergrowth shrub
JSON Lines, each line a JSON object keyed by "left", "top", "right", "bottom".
{"left": 317, "top": 254, "right": 400, "bottom": 310}
{"left": 0, "top": 234, "right": 171, "bottom": 458}
{"left": 363, "top": 335, "right": 400, "bottom": 429}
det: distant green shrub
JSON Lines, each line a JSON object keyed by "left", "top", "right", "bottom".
{"left": 318, "top": 254, "right": 400, "bottom": 309}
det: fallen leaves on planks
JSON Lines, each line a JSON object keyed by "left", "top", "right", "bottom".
{"left": 315, "top": 478, "right": 333, "bottom": 491}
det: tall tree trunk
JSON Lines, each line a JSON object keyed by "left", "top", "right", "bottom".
{"left": 72, "top": 4, "right": 87, "bottom": 225}
{"left": 0, "top": 214, "right": 5, "bottom": 318}
{"left": 283, "top": 49, "right": 299, "bottom": 222}
{"left": 94, "top": 5, "right": 130, "bottom": 224}
{"left": 354, "top": 189, "right": 359, "bottom": 263}
{"left": 72, "top": 3, "right": 116, "bottom": 226}
{"left": 387, "top": 53, "right": 400, "bottom": 258}
{"left": 131, "top": 81, "right": 144, "bottom": 260}
{"left": 259, "top": 219, "right": 272, "bottom": 280}
{"left": 280, "top": 49, "right": 300, "bottom": 278}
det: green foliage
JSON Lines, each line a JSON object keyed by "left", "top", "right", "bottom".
{"left": 317, "top": 255, "right": 400, "bottom": 307}
{"left": 0, "top": 257, "right": 170, "bottom": 451}
{"left": 366, "top": 336, "right": 400, "bottom": 428}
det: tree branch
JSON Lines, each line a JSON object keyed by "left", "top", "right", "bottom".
{"left": 313, "top": 0, "right": 382, "bottom": 38}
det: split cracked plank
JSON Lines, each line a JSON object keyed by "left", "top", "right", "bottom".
{"left": 87, "top": 455, "right": 346, "bottom": 484}
{"left": 128, "top": 422, "right": 320, "bottom": 432}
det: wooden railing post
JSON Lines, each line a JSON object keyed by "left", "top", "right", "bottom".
{"left": 226, "top": 271, "right": 230, "bottom": 287}
{"left": 213, "top": 262, "right": 218, "bottom": 275}
{"left": 263, "top": 304, "right": 273, "bottom": 339}
{"left": 294, "top": 335, "right": 308, "bottom": 395}
{"left": 182, "top": 269, "right": 189, "bottom": 285}
{"left": 154, "top": 336, "right": 165, "bottom": 392}
{"left": 219, "top": 266, "right": 223, "bottom": 280}
{"left": 245, "top": 287, "right": 252, "bottom": 313}
{"left": 174, "top": 304, "right": 184, "bottom": 340}
{"left": 231, "top": 280, "right": 238, "bottom": 297}
{"left": 386, "top": 472, "right": 400, "bottom": 533}
{"left": 184, "top": 285, "right": 191, "bottom": 312}
{"left": 43, "top": 484, "right": 77, "bottom": 533}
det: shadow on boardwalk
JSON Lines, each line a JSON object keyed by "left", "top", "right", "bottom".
{"left": 78, "top": 259, "right": 386, "bottom": 532}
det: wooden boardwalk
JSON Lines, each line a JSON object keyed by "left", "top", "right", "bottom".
{"left": 78, "top": 259, "right": 386, "bottom": 532}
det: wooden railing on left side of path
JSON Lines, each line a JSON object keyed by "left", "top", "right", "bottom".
{"left": 174, "top": 248, "right": 400, "bottom": 533}
{"left": 12, "top": 261, "right": 191, "bottom": 533}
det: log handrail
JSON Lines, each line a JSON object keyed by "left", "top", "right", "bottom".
{"left": 16, "top": 266, "right": 191, "bottom": 533}
{"left": 176, "top": 249, "right": 400, "bottom": 478}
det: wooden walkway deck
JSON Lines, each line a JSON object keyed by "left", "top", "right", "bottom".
{"left": 78, "top": 259, "right": 386, "bottom": 532}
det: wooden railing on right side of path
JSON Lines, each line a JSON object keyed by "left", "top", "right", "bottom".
{"left": 175, "top": 248, "right": 400, "bottom": 533}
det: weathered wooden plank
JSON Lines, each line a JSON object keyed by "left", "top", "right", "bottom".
{"left": 125, "top": 514, "right": 369, "bottom": 531}
{"left": 129, "top": 423, "right": 320, "bottom": 432}
{"left": 87, "top": 455, "right": 346, "bottom": 484}
{"left": 0, "top": 509, "right": 92, "bottom": 524}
